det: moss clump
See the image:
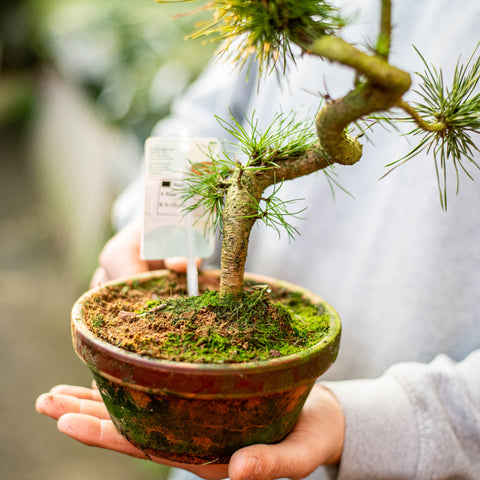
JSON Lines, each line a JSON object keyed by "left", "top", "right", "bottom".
{"left": 83, "top": 273, "right": 332, "bottom": 363}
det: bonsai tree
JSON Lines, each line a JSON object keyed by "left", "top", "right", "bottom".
{"left": 171, "top": 0, "right": 480, "bottom": 299}
{"left": 39, "top": 0, "right": 480, "bottom": 464}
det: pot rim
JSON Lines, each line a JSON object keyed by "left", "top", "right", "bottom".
{"left": 72, "top": 270, "right": 341, "bottom": 396}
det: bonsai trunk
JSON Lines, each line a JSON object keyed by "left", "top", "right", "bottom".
{"left": 219, "top": 170, "right": 263, "bottom": 298}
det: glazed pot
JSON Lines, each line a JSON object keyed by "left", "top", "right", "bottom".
{"left": 71, "top": 270, "right": 341, "bottom": 464}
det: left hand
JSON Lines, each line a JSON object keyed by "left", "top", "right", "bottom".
{"left": 36, "top": 383, "right": 344, "bottom": 480}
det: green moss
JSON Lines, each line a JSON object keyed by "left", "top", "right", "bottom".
{"left": 127, "top": 288, "right": 330, "bottom": 362}
{"left": 91, "top": 314, "right": 104, "bottom": 328}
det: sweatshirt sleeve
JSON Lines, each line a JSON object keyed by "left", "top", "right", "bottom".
{"left": 323, "top": 350, "right": 480, "bottom": 479}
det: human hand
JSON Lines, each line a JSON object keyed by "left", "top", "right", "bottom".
{"left": 90, "top": 222, "right": 201, "bottom": 288}
{"left": 35, "top": 383, "right": 344, "bottom": 480}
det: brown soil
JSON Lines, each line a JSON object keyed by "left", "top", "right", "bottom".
{"left": 81, "top": 271, "right": 330, "bottom": 363}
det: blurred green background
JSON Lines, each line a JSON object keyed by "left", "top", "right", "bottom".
{"left": 0, "top": 1, "right": 215, "bottom": 478}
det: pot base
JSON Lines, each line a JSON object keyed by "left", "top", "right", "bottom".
{"left": 127, "top": 439, "right": 230, "bottom": 465}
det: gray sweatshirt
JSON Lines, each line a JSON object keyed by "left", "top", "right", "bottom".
{"left": 115, "top": 0, "right": 480, "bottom": 477}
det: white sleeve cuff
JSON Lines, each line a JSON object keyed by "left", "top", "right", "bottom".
{"left": 322, "top": 375, "right": 419, "bottom": 479}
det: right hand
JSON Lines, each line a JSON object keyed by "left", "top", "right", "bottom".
{"left": 90, "top": 222, "right": 200, "bottom": 288}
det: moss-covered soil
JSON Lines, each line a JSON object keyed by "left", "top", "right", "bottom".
{"left": 83, "top": 272, "right": 332, "bottom": 363}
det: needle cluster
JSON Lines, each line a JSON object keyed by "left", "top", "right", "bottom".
{"left": 187, "top": 0, "right": 345, "bottom": 72}
{"left": 388, "top": 44, "right": 480, "bottom": 208}
{"left": 182, "top": 111, "right": 319, "bottom": 236}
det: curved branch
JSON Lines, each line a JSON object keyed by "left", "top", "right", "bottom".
{"left": 307, "top": 36, "right": 411, "bottom": 165}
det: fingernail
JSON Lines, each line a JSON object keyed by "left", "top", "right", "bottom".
{"left": 241, "top": 456, "right": 260, "bottom": 480}
{"left": 35, "top": 393, "right": 51, "bottom": 412}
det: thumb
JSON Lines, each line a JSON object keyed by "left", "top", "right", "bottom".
{"left": 228, "top": 443, "right": 317, "bottom": 480}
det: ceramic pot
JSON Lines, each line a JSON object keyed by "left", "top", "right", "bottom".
{"left": 71, "top": 270, "right": 341, "bottom": 464}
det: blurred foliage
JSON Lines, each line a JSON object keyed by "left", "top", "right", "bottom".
{"left": 23, "top": 0, "right": 216, "bottom": 139}
{"left": 0, "top": 3, "right": 38, "bottom": 71}
{"left": 0, "top": 3, "right": 39, "bottom": 130}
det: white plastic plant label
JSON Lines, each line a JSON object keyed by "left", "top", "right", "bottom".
{"left": 141, "top": 137, "right": 219, "bottom": 260}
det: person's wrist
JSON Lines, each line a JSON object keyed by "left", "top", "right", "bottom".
{"left": 315, "top": 385, "right": 345, "bottom": 465}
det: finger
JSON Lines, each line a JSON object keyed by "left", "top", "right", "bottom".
{"left": 57, "top": 413, "right": 230, "bottom": 479}
{"left": 57, "top": 413, "right": 145, "bottom": 457}
{"left": 49, "top": 384, "right": 102, "bottom": 401}
{"left": 164, "top": 257, "right": 202, "bottom": 273}
{"left": 36, "top": 393, "right": 110, "bottom": 420}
